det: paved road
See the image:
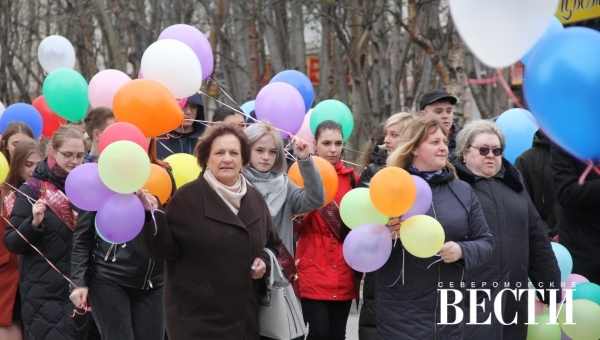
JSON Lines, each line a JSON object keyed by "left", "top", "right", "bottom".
{"left": 346, "top": 306, "right": 360, "bottom": 340}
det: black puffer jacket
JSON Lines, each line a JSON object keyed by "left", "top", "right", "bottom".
{"left": 357, "top": 145, "right": 387, "bottom": 340}
{"left": 156, "top": 93, "right": 206, "bottom": 160}
{"left": 515, "top": 131, "right": 558, "bottom": 236}
{"left": 359, "top": 145, "right": 387, "bottom": 187}
{"left": 448, "top": 124, "right": 459, "bottom": 155}
{"left": 453, "top": 158, "right": 561, "bottom": 340}
{"left": 551, "top": 145, "right": 600, "bottom": 284}
{"left": 375, "top": 167, "right": 493, "bottom": 340}
{"left": 3, "top": 159, "right": 89, "bottom": 339}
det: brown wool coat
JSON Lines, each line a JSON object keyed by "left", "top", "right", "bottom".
{"left": 141, "top": 176, "right": 281, "bottom": 340}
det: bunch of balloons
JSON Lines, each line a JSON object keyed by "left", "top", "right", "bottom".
{"left": 527, "top": 244, "right": 600, "bottom": 340}
{"left": 65, "top": 123, "right": 172, "bottom": 244}
{"left": 339, "top": 167, "right": 442, "bottom": 272}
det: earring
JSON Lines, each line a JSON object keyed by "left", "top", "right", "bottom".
{"left": 463, "top": 158, "right": 466, "bottom": 163}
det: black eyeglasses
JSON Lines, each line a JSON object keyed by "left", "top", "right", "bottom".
{"left": 57, "top": 150, "right": 85, "bottom": 160}
{"left": 468, "top": 145, "right": 503, "bottom": 157}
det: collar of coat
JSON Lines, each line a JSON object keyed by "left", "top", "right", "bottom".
{"left": 198, "top": 174, "right": 262, "bottom": 229}
{"left": 452, "top": 157, "right": 524, "bottom": 193}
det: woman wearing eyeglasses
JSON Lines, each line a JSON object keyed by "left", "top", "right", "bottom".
{"left": 451, "top": 120, "right": 560, "bottom": 340}
{"left": 4, "top": 126, "right": 90, "bottom": 339}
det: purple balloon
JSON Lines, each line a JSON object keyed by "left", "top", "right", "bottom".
{"left": 65, "top": 163, "right": 117, "bottom": 211}
{"left": 158, "top": 24, "right": 214, "bottom": 80}
{"left": 343, "top": 224, "right": 393, "bottom": 272}
{"left": 402, "top": 175, "right": 433, "bottom": 219}
{"left": 255, "top": 82, "right": 305, "bottom": 138}
{"left": 96, "top": 194, "right": 145, "bottom": 244}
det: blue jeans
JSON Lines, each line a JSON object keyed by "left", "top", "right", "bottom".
{"left": 89, "top": 277, "right": 164, "bottom": 340}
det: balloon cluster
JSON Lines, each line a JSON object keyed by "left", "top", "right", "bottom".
{"left": 337, "top": 167, "right": 442, "bottom": 273}
{"left": 528, "top": 243, "right": 600, "bottom": 340}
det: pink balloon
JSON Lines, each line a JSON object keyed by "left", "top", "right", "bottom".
{"left": 534, "top": 300, "right": 544, "bottom": 315}
{"left": 89, "top": 69, "right": 132, "bottom": 109}
{"left": 255, "top": 82, "right": 305, "bottom": 139}
{"left": 295, "top": 109, "right": 314, "bottom": 153}
{"left": 177, "top": 97, "right": 187, "bottom": 109}
{"left": 137, "top": 70, "right": 143, "bottom": 79}
{"left": 563, "top": 273, "right": 589, "bottom": 300}
{"left": 158, "top": 24, "right": 214, "bottom": 80}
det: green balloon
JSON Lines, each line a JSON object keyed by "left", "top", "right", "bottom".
{"left": 526, "top": 314, "right": 561, "bottom": 340}
{"left": 310, "top": 99, "right": 354, "bottom": 142}
{"left": 340, "top": 188, "right": 389, "bottom": 229}
{"left": 98, "top": 141, "right": 151, "bottom": 194}
{"left": 43, "top": 68, "right": 89, "bottom": 121}
{"left": 559, "top": 299, "right": 600, "bottom": 340}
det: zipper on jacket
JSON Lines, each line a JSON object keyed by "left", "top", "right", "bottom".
{"left": 143, "top": 259, "right": 155, "bottom": 290}
{"left": 104, "top": 244, "right": 115, "bottom": 261}
{"left": 434, "top": 263, "right": 440, "bottom": 340}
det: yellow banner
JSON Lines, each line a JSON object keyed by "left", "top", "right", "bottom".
{"left": 556, "top": 0, "right": 600, "bottom": 24}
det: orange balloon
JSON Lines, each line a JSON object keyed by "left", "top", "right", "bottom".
{"left": 113, "top": 79, "right": 184, "bottom": 137}
{"left": 369, "top": 167, "right": 417, "bottom": 217}
{"left": 142, "top": 164, "right": 172, "bottom": 204}
{"left": 288, "top": 156, "right": 338, "bottom": 206}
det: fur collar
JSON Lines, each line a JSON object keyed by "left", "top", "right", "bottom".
{"left": 452, "top": 157, "right": 524, "bottom": 193}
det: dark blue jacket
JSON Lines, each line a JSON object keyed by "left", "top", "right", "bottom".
{"left": 156, "top": 94, "right": 206, "bottom": 160}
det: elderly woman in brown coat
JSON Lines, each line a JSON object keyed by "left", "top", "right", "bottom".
{"left": 138, "top": 123, "right": 282, "bottom": 340}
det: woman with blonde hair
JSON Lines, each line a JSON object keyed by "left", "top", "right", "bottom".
{"left": 358, "top": 112, "right": 414, "bottom": 340}
{"left": 376, "top": 117, "right": 493, "bottom": 340}
{"left": 451, "top": 120, "right": 560, "bottom": 339}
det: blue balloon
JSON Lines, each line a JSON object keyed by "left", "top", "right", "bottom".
{"left": 524, "top": 27, "right": 600, "bottom": 160}
{"left": 495, "top": 108, "right": 539, "bottom": 164}
{"left": 270, "top": 70, "right": 314, "bottom": 113}
{"left": 0, "top": 103, "right": 43, "bottom": 139}
{"left": 240, "top": 100, "right": 255, "bottom": 115}
{"left": 572, "top": 282, "right": 600, "bottom": 306}
{"left": 551, "top": 242, "right": 572, "bottom": 283}
{"left": 521, "top": 17, "right": 564, "bottom": 66}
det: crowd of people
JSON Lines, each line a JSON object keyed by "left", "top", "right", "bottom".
{"left": 0, "top": 88, "right": 580, "bottom": 340}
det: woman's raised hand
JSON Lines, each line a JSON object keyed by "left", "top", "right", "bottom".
{"left": 32, "top": 199, "right": 47, "bottom": 228}
{"left": 293, "top": 139, "right": 311, "bottom": 160}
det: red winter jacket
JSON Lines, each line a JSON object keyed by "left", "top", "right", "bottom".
{"left": 295, "top": 160, "right": 358, "bottom": 301}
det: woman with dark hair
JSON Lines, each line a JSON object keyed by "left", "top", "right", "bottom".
{"left": 0, "top": 122, "right": 35, "bottom": 163}
{"left": 70, "top": 137, "right": 174, "bottom": 340}
{"left": 376, "top": 118, "right": 493, "bottom": 340}
{"left": 138, "top": 123, "right": 281, "bottom": 339}
{"left": 0, "top": 138, "right": 42, "bottom": 340}
{"left": 212, "top": 106, "right": 246, "bottom": 125}
{"left": 4, "top": 125, "right": 90, "bottom": 339}
{"left": 295, "top": 120, "right": 359, "bottom": 340}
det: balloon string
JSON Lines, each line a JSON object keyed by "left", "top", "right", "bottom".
{"left": 386, "top": 247, "right": 405, "bottom": 287}
{"left": 206, "top": 77, "right": 242, "bottom": 107}
{"left": 496, "top": 69, "right": 524, "bottom": 109}
{"left": 427, "top": 258, "right": 443, "bottom": 269}
{"left": 4, "top": 183, "right": 37, "bottom": 206}
{"left": 578, "top": 161, "right": 594, "bottom": 185}
{"left": 143, "top": 195, "right": 165, "bottom": 236}
{"left": 467, "top": 75, "right": 499, "bottom": 85}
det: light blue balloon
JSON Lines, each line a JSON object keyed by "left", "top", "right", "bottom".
{"left": 521, "top": 17, "right": 564, "bottom": 66}
{"left": 495, "top": 108, "right": 538, "bottom": 164}
{"left": 551, "top": 242, "right": 572, "bottom": 283}
{"left": 572, "top": 282, "right": 600, "bottom": 306}
{"left": 240, "top": 100, "right": 255, "bottom": 115}
{"left": 524, "top": 27, "right": 600, "bottom": 160}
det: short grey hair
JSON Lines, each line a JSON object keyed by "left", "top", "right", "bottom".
{"left": 455, "top": 120, "right": 506, "bottom": 158}
{"left": 245, "top": 121, "right": 287, "bottom": 173}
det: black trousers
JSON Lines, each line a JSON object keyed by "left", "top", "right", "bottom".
{"left": 301, "top": 298, "right": 352, "bottom": 340}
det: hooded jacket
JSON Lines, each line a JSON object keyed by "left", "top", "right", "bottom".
{"left": 359, "top": 144, "right": 387, "bottom": 187}
{"left": 453, "top": 157, "right": 561, "bottom": 340}
{"left": 514, "top": 131, "right": 558, "bottom": 236}
{"left": 4, "top": 159, "right": 89, "bottom": 339}
{"left": 551, "top": 144, "right": 600, "bottom": 284}
{"left": 156, "top": 94, "right": 206, "bottom": 160}
{"left": 375, "top": 167, "right": 493, "bottom": 340}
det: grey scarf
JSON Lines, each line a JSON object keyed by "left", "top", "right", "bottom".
{"left": 242, "top": 167, "right": 288, "bottom": 218}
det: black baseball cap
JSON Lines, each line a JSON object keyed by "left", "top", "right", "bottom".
{"left": 419, "top": 89, "right": 457, "bottom": 111}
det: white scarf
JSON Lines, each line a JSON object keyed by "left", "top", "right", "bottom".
{"left": 203, "top": 169, "right": 247, "bottom": 215}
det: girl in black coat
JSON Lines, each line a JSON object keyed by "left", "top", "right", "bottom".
{"left": 453, "top": 120, "right": 561, "bottom": 340}
{"left": 4, "top": 126, "right": 90, "bottom": 340}
{"left": 376, "top": 118, "right": 494, "bottom": 340}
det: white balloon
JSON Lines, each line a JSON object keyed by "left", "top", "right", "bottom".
{"left": 140, "top": 39, "right": 202, "bottom": 99}
{"left": 38, "top": 35, "right": 76, "bottom": 73}
{"left": 449, "top": 0, "right": 559, "bottom": 68}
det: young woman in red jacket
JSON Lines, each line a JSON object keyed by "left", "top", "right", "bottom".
{"left": 296, "top": 120, "right": 359, "bottom": 340}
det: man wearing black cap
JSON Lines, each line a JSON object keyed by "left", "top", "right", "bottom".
{"left": 419, "top": 89, "right": 459, "bottom": 154}
{"left": 156, "top": 93, "right": 206, "bottom": 160}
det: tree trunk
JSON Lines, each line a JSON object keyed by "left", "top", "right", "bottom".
{"left": 288, "top": 0, "right": 306, "bottom": 72}
{"left": 247, "top": 0, "right": 261, "bottom": 97}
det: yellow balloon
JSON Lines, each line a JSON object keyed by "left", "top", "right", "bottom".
{"left": 559, "top": 299, "right": 600, "bottom": 340}
{"left": 399, "top": 215, "right": 445, "bottom": 258}
{"left": 98, "top": 141, "right": 151, "bottom": 194}
{"left": 0, "top": 153, "right": 8, "bottom": 183}
{"left": 164, "top": 153, "right": 201, "bottom": 188}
